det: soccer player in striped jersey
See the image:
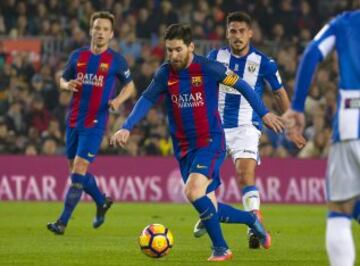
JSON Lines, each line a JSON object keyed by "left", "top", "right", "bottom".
{"left": 284, "top": 9, "right": 360, "bottom": 266}
{"left": 193, "top": 11, "right": 305, "bottom": 248}
{"left": 111, "top": 24, "right": 283, "bottom": 261}
{"left": 47, "top": 11, "right": 136, "bottom": 235}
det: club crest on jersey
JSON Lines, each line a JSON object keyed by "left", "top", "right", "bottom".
{"left": 247, "top": 62, "right": 258, "bottom": 73}
{"left": 99, "top": 63, "right": 109, "bottom": 71}
{"left": 191, "top": 76, "right": 203, "bottom": 87}
{"left": 77, "top": 72, "right": 104, "bottom": 87}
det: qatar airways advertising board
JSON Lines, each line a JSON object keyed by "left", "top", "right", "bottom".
{"left": 0, "top": 156, "right": 327, "bottom": 204}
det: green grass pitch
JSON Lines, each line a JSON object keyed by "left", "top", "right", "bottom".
{"left": 0, "top": 202, "right": 359, "bottom": 265}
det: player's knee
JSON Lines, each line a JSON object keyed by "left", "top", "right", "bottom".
{"left": 184, "top": 184, "right": 204, "bottom": 202}
{"left": 72, "top": 159, "right": 89, "bottom": 175}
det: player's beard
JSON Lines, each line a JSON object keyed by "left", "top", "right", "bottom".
{"left": 230, "top": 40, "right": 248, "bottom": 56}
{"left": 170, "top": 52, "right": 190, "bottom": 71}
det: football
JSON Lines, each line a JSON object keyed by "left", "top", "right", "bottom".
{"left": 138, "top": 224, "right": 174, "bottom": 258}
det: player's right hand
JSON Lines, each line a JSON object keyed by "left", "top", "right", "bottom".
{"left": 110, "top": 129, "right": 130, "bottom": 148}
{"left": 262, "top": 112, "right": 285, "bottom": 133}
{"left": 64, "top": 79, "right": 82, "bottom": 92}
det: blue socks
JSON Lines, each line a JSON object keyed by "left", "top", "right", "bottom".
{"left": 59, "top": 173, "right": 86, "bottom": 225}
{"left": 352, "top": 200, "right": 360, "bottom": 223}
{"left": 328, "top": 211, "right": 352, "bottom": 219}
{"left": 83, "top": 173, "right": 106, "bottom": 206}
{"left": 218, "top": 202, "right": 256, "bottom": 225}
{"left": 192, "top": 195, "right": 228, "bottom": 249}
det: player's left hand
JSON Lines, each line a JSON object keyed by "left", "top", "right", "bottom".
{"left": 110, "top": 129, "right": 130, "bottom": 148}
{"left": 262, "top": 112, "right": 285, "bottom": 133}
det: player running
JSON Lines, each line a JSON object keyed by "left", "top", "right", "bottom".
{"left": 47, "top": 11, "right": 135, "bottom": 235}
{"left": 193, "top": 11, "right": 305, "bottom": 248}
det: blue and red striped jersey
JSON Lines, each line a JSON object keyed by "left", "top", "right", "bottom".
{"left": 143, "top": 55, "right": 231, "bottom": 159}
{"left": 123, "top": 54, "right": 268, "bottom": 159}
{"left": 62, "top": 47, "right": 132, "bottom": 130}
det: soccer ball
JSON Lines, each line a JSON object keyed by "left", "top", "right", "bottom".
{"left": 138, "top": 224, "right": 174, "bottom": 258}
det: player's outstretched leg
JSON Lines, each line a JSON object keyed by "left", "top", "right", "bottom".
{"left": 193, "top": 202, "right": 271, "bottom": 249}
{"left": 47, "top": 173, "right": 86, "bottom": 235}
{"left": 82, "top": 173, "right": 113, "bottom": 228}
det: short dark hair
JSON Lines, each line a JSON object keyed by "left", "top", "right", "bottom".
{"left": 164, "top": 24, "right": 193, "bottom": 45}
{"left": 90, "top": 11, "right": 115, "bottom": 29}
{"left": 226, "top": 11, "right": 252, "bottom": 27}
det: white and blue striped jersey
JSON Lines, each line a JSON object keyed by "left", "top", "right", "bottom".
{"left": 208, "top": 46, "right": 283, "bottom": 129}
{"left": 292, "top": 11, "right": 360, "bottom": 142}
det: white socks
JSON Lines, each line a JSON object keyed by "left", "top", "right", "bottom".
{"left": 242, "top": 189, "right": 260, "bottom": 211}
{"left": 326, "top": 217, "right": 355, "bottom": 266}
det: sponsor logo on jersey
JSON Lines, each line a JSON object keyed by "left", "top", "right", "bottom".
{"left": 77, "top": 73, "right": 104, "bottom": 87}
{"left": 170, "top": 92, "right": 204, "bottom": 108}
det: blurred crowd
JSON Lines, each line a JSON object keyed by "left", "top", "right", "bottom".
{"left": 0, "top": 0, "right": 358, "bottom": 158}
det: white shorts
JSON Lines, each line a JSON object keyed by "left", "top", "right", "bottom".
{"left": 224, "top": 125, "right": 261, "bottom": 163}
{"left": 325, "top": 139, "right": 360, "bottom": 202}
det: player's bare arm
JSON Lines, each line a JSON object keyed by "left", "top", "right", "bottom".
{"left": 273, "top": 88, "right": 290, "bottom": 112}
{"left": 274, "top": 88, "right": 306, "bottom": 148}
{"left": 59, "top": 77, "right": 81, "bottom": 92}
{"left": 109, "top": 81, "right": 136, "bottom": 111}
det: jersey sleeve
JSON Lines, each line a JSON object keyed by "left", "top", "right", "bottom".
{"left": 142, "top": 65, "right": 168, "bottom": 103}
{"left": 62, "top": 51, "right": 77, "bottom": 81}
{"left": 207, "top": 49, "right": 218, "bottom": 61}
{"left": 292, "top": 18, "right": 337, "bottom": 112}
{"left": 115, "top": 54, "right": 133, "bottom": 85}
{"left": 312, "top": 18, "right": 337, "bottom": 59}
{"left": 263, "top": 59, "right": 283, "bottom": 91}
{"left": 204, "top": 59, "right": 228, "bottom": 82}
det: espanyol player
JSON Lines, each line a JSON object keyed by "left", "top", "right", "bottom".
{"left": 284, "top": 10, "right": 360, "bottom": 266}
{"left": 193, "top": 11, "right": 305, "bottom": 248}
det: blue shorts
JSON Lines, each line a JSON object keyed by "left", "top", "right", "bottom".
{"left": 65, "top": 127, "right": 104, "bottom": 163}
{"left": 178, "top": 135, "right": 226, "bottom": 193}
